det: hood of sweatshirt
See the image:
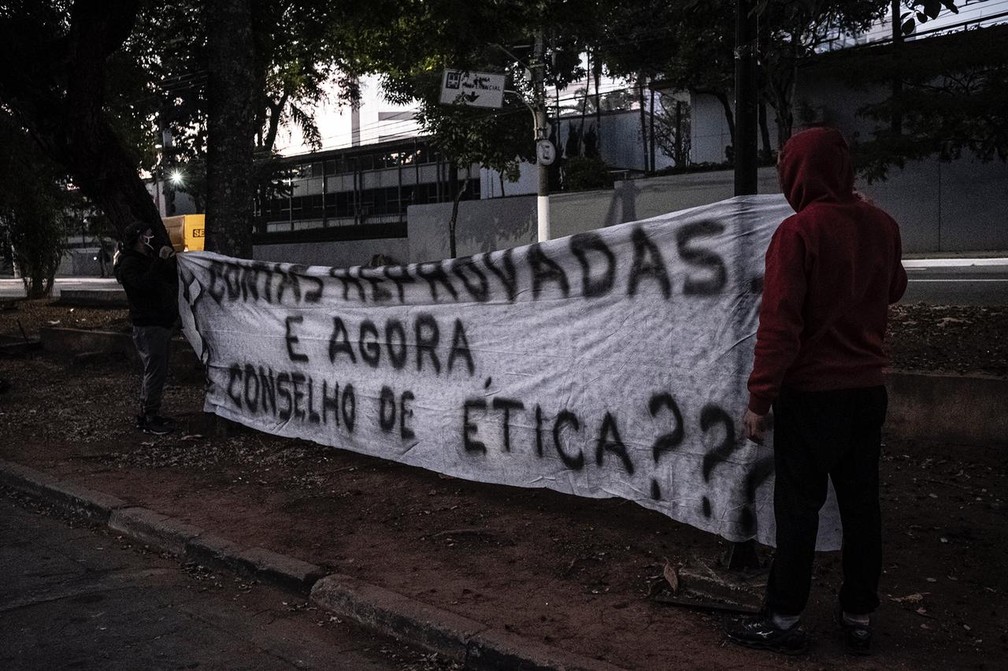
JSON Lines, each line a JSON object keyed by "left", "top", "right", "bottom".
{"left": 777, "top": 126, "right": 856, "bottom": 212}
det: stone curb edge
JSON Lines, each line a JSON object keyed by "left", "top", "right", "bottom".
{"left": 0, "top": 459, "right": 625, "bottom": 671}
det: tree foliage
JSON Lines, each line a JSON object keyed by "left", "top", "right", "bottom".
{"left": 0, "top": 0, "right": 988, "bottom": 263}
{"left": 357, "top": 1, "right": 602, "bottom": 253}
{"left": 0, "top": 0, "right": 166, "bottom": 244}
{"left": 758, "top": 0, "right": 890, "bottom": 145}
{"left": 0, "top": 0, "right": 392, "bottom": 256}
{"left": 843, "top": 23, "right": 1008, "bottom": 181}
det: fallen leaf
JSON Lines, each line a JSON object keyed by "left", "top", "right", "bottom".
{"left": 891, "top": 592, "right": 929, "bottom": 604}
{"left": 663, "top": 559, "right": 679, "bottom": 593}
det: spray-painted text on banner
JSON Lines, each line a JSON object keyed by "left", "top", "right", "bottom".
{"left": 177, "top": 195, "right": 842, "bottom": 549}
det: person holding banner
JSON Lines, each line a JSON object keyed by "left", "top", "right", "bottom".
{"left": 726, "top": 127, "right": 907, "bottom": 655}
{"left": 114, "top": 221, "right": 180, "bottom": 436}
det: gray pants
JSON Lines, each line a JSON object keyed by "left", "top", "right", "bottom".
{"left": 133, "top": 325, "right": 173, "bottom": 417}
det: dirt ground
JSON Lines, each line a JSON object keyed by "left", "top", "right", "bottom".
{"left": 1, "top": 299, "right": 1006, "bottom": 670}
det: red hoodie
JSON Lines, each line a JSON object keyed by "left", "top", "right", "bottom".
{"left": 747, "top": 127, "right": 908, "bottom": 415}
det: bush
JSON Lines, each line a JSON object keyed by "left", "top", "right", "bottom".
{"left": 563, "top": 156, "right": 614, "bottom": 192}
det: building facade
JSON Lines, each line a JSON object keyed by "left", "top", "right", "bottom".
{"left": 255, "top": 137, "right": 480, "bottom": 246}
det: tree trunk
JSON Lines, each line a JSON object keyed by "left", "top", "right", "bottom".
{"left": 593, "top": 54, "right": 602, "bottom": 144}
{"left": 205, "top": 0, "right": 257, "bottom": 258}
{"left": 773, "top": 87, "right": 794, "bottom": 149}
{"left": 579, "top": 48, "right": 591, "bottom": 156}
{"left": 758, "top": 100, "right": 773, "bottom": 163}
{"left": 637, "top": 74, "right": 648, "bottom": 171}
{"left": 448, "top": 173, "right": 471, "bottom": 259}
{"left": 696, "top": 89, "right": 736, "bottom": 149}
{"left": 649, "top": 88, "right": 656, "bottom": 174}
{"left": 768, "top": 37, "right": 799, "bottom": 148}
{"left": 261, "top": 91, "right": 290, "bottom": 154}
{"left": 674, "top": 100, "right": 686, "bottom": 166}
{"left": 65, "top": 1, "right": 163, "bottom": 241}
{"left": 65, "top": 0, "right": 164, "bottom": 240}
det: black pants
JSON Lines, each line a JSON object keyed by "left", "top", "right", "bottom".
{"left": 133, "top": 325, "right": 173, "bottom": 417}
{"left": 766, "top": 385, "right": 888, "bottom": 617}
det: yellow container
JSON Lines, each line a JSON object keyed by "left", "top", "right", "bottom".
{"left": 164, "top": 214, "right": 205, "bottom": 252}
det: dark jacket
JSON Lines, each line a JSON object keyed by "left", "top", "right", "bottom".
{"left": 747, "top": 127, "right": 908, "bottom": 415}
{"left": 114, "top": 248, "right": 179, "bottom": 328}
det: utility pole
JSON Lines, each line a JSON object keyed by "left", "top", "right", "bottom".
{"left": 734, "top": 0, "right": 759, "bottom": 197}
{"left": 532, "top": 28, "right": 551, "bottom": 242}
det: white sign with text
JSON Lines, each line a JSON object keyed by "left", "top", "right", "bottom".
{"left": 178, "top": 195, "right": 843, "bottom": 549}
{"left": 439, "top": 69, "right": 506, "bottom": 108}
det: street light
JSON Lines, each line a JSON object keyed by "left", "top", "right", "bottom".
{"left": 169, "top": 169, "right": 185, "bottom": 187}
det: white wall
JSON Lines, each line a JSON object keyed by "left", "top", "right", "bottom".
{"left": 796, "top": 71, "right": 1008, "bottom": 253}
{"left": 253, "top": 237, "right": 411, "bottom": 269}
{"left": 408, "top": 167, "right": 782, "bottom": 263}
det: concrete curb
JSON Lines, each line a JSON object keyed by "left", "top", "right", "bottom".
{"left": 885, "top": 371, "right": 1008, "bottom": 446}
{"left": 109, "top": 507, "right": 204, "bottom": 556}
{"left": 39, "top": 327, "right": 203, "bottom": 381}
{"left": 0, "top": 460, "right": 627, "bottom": 671}
{"left": 40, "top": 327, "right": 136, "bottom": 362}
{"left": 57, "top": 288, "right": 127, "bottom": 308}
{"left": 309, "top": 575, "right": 623, "bottom": 670}
{"left": 0, "top": 461, "right": 128, "bottom": 523}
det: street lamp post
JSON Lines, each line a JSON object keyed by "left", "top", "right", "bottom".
{"left": 497, "top": 36, "right": 553, "bottom": 243}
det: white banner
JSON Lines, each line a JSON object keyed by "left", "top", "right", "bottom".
{"left": 178, "top": 195, "right": 842, "bottom": 549}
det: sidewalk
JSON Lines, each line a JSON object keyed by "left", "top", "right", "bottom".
{"left": 0, "top": 351, "right": 1005, "bottom": 670}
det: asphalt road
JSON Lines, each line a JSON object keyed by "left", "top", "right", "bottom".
{"left": 3, "top": 258, "right": 1008, "bottom": 305}
{"left": 902, "top": 258, "right": 1008, "bottom": 306}
{"left": 0, "top": 496, "right": 455, "bottom": 671}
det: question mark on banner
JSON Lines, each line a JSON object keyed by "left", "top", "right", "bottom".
{"left": 699, "top": 404, "right": 743, "bottom": 519}
{"left": 700, "top": 404, "right": 775, "bottom": 536}
{"left": 648, "top": 392, "right": 685, "bottom": 500}
{"left": 741, "top": 455, "right": 775, "bottom": 535}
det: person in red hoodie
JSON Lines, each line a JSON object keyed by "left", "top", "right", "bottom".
{"left": 725, "top": 127, "right": 907, "bottom": 655}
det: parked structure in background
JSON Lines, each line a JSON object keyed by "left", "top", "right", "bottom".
{"left": 164, "top": 214, "right": 205, "bottom": 253}
{"left": 256, "top": 137, "right": 478, "bottom": 236}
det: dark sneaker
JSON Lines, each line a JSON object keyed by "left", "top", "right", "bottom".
{"left": 836, "top": 605, "right": 872, "bottom": 656}
{"left": 724, "top": 615, "right": 808, "bottom": 655}
{"left": 137, "top": 414, "right": 173, "bottom": 436}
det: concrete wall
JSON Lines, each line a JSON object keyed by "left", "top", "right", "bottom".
{"left": 860, "top": 155, "right": 1008, "bottom": 254}
{"left": 690, "top": 92, "right": 783, "bottom": 165}
{"left": 690, "top": 93, "right": 734, "bottom": 165}
{"left": 551, "top": 110, "right": 675, "bottom": 172}
{"left": 886, "top": 372, "right": 1008, "bottom": 446}
{"left": 408, "top": 196, "right": 537, "bottom": 263}
{"left": 192, "top": 154, "right": 1007, "bottom": 269}
{"left": 253, "top": 237, "right": 411, "bottom": 269}
{"left": 408, "top": 167, "right": 782, "bottom": 262}
{"left": 795, "top": 74, "right": 1008, "bottom": 254}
